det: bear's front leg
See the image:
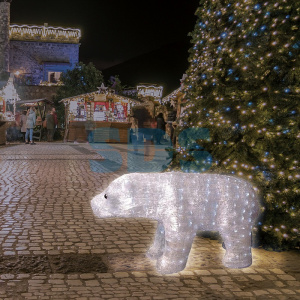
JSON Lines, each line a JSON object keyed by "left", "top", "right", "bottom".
{"left": 146, "top": 221, "right": 165, "bottom": 259}
{"left": 156, "top": 230, "right": 195, "bottom": 275}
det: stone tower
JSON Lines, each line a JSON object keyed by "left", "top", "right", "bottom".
{"left": 0, "top": 0, "right": 12, "bottom": 77}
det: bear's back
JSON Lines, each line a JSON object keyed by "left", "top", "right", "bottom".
{"left": 126, "top": 172, "right": 256, "bottom": 207}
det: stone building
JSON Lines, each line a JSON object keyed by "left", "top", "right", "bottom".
{"left": 0, "top": 0, "right": 81, "bottom": 86}
{"left": 0, "top": 0, "right": 11, "bottom": 77}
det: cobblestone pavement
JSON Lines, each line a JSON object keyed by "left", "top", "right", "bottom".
{"left": 0, "top": 142, "right": 299, "bottom": 300}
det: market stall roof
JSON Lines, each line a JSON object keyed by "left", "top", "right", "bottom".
{"left": 161, "top": 87, "right": 185, "bottom": 106}
{"left": 17, "top": 98, "right": 53, "bottom": 105}
{"left": 60, "top": 90, "right": 142, "bottom": 104}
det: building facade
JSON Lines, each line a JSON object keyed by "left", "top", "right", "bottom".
{"left": 0, "top": 0, "right": 81, "bottom": 85}
{"left": 0, "top": 1, "right": 11, "bottom": 76}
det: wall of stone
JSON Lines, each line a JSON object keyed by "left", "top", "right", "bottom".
{"left": 9, "top": 41, "right": 80, "bottom": 84}
{"left": 0, "top": 2, "right": 10, "bottom": 74}
{"left": 16, "top": 85, "right": 60, "bottom": 101}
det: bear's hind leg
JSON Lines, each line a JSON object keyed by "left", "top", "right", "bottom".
{"left": 220, "top": 226, "right": 253, "bottom": 269}
{"left": 146, "top": 221, "right": 165, "bottom": 259}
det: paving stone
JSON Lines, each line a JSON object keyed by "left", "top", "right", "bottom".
{"left": 233, "top": 275, "right": 248, "bottom": 281}
{"left": 85, "top": 280, "right": 101, "bottom": 287}
{"left": 67, "top": 280, "right": 83, "bottom": 286}
{"left": 281, "top": 289, "right": 296, "bottom": 295}
{"left": 210, "top": 269, "right": 227, "bottom": 275}
{"left": 183, "top": 280, "right": 199, "bottom": 285}
{"left": 287, "top": 281, "right": 300, "bottom": 287}
{"left": 233, "top": 292, "right": 253, "bottom": 297}
{"left": 267, "top": 289, "right": 282, "bottom": 294}
{"left": 248, "top": 275, "right": 265, "bottom": 281}
{"left": 241, "top": 268, "right": 257, "bottom": 274}
{"left": 96, "top": 273, "right": 113, "bottom": 278}
{"left": 48, "top": 280, "right": 65, "bottom": 285}
{"left": 194, "top": 270, "right": 211, "bottom": 276}
{"left": 270, "top": 269, "right": 287, "bottom": 275}
{"left": 274, "top": 281, "right": 286, "bottom": 287}
{"left": 100, "top": 279, "right": 118, "bottom": 284}
{"left": 200, "top": 277, "right": 218, "bottom": 284}
{"left": 254, "top": 268, "right": 271, "bottom": 274}
{"left": 253, "top": 290, "right": 270, "bottom": 296}
{"left": 113, "top": 272, "right": 130, "bottom": 278}
{"left": 132, "top": 272, "right": 147, "bottom": 277}
{"left": 277, "top": 275, "right": 296, "bottom": 281}
{"left": 80, "top": 274, "right": 95, "bottom": 280}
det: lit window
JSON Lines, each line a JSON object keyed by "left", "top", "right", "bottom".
{"left": 48, "top": 72, "right": 62, "bottom": 83}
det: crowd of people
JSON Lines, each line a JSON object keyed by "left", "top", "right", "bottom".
{"left": 128, "top": 108, "right": 173, "bottom": 155}
{"left": 6, "top": 106, "right": 175, "bottom": 148}
{"left": 6, "top": 106, "right": 58, "bottom": 144}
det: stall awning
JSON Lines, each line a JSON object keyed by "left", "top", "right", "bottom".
{"left": 17, "top": 98, "right": 53, "bottom": 105}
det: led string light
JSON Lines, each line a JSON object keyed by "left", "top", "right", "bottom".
{"left": 91, "top": 173, "right": 260, "bottom": 273}
{"left": 177, "top": 0, "right": 299, "bottom": 245}
{"left": 9, "top": 24, "right": 81, "bottom": 43}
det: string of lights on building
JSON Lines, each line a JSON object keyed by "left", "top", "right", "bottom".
{"left": 9, "top": 24, "right": 81, "bottom": 43}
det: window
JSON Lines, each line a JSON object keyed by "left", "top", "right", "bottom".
{"left": 48, "top": 72, "right": 62, "bottom": 83}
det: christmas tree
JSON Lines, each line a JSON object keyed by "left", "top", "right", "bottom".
{"left": 177, "top": 0, "right": 300, "bottom": 250}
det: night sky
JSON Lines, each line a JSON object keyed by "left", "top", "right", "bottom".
{"left": 10, "top": 0, "right": 200, "bottom": 94}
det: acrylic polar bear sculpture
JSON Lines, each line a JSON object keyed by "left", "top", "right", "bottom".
{"left": 91, "top": 172, "right": 260, "bottom": 274}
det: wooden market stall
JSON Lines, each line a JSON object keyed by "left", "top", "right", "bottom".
{"left": 161, "top": 86, "right": 186, "bottom": 146}
{"left": 61, "top": 88, "right": 141, "bottom": 143}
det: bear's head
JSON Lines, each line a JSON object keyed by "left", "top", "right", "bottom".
{"left": 91, "top": 174, "right": 138, "bottom": 218}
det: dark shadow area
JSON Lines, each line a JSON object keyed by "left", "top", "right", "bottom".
{"left": 0, "top": 254, "right": 108, "bottom": 274}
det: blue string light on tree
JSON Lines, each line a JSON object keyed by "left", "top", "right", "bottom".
{"left": 179, "top": 0, "right": 300, "bottom": 250}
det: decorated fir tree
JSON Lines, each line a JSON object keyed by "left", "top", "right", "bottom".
{"left": 176, "top": 0, "right": 300, "bottom": 250}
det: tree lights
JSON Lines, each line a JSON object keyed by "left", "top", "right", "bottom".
{"left": 178, "top": 0, "right": 300, "bottom": 250}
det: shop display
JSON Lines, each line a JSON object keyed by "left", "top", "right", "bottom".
{"left": 63, "top": 90, "right": 138, "bottom": 143}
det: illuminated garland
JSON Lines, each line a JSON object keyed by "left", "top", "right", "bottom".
{"left": 60, "top": 90, "right": 140, "bottom": 107}
{"left": 137, "top": 84, "right": 163, "bottom": 101}
{"left": 9, "top": 24, "right": 81, "bottom": 43}
{"left": 161, "top": 87, "right": 182, "bottom": 105}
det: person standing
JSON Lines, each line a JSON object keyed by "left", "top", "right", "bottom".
{"left": 129, "top": 117, "right": 138, "bottom": 154}
{"left": 51, "top": 107, "right": 58, "bottom": 141}
{"left": 20, "top": 110, "right": 27, "bottom": 142}
{"left": 156, "top": 113, "right": 166, "bottom": 145}
{"left": 46, "top": 110, "right": 55, "bottom": 142}
{"left": 25, "top": 107, "right": 36, "bottom": 145}
{"left": 85, "top": 119, "right": 95, "bottom": 143}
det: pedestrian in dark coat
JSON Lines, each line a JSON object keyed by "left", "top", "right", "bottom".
{"left": 46, "top": 110, "right": 55, "bottom": 142}
{"left": 20, "top": 110, "right": 27, "bottom": 142}
{"left": 156, "top": 113, "right": 166, "bottom": 144}
{"left": 51, "top": 107, "right": 58, "bottom": 140}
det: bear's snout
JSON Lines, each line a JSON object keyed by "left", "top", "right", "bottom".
{"left": 91, "top": 192, "right": 112, "bottom": 218}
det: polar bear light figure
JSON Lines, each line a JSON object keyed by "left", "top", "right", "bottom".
{"left": 91, "top": 172, "right": 260, "bottom": 274}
